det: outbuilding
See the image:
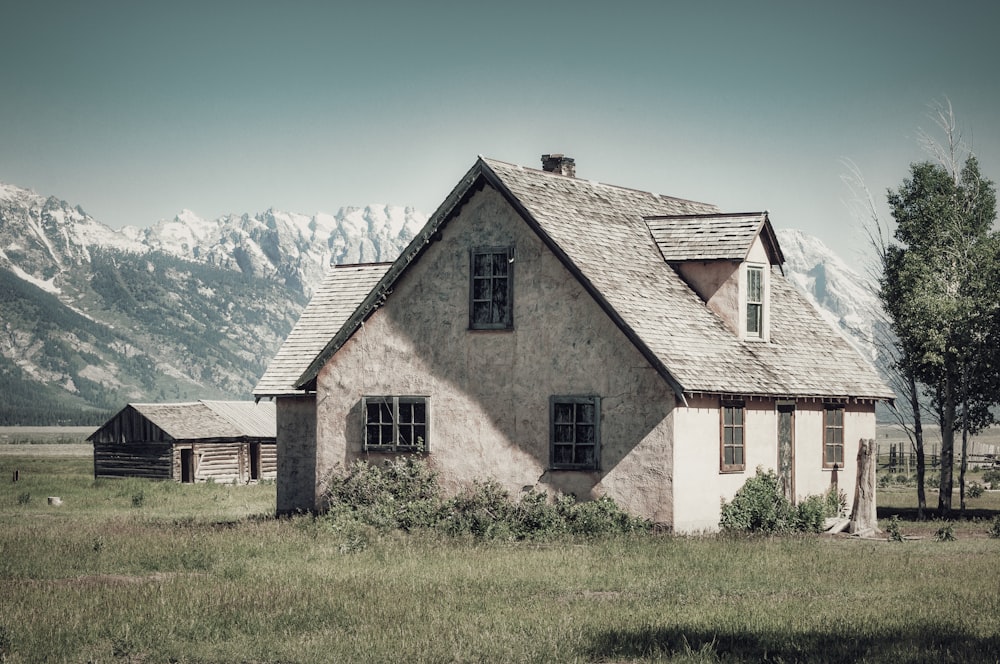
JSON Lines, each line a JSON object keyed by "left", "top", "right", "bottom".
{"left": 90, "top": 400, "right": 276, "bottom": 483}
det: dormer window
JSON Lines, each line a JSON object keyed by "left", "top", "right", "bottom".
{"left": 746, "top": 265, "right": 764, "bottom": 337}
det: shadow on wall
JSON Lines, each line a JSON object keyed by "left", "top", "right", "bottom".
{"left": 585, "top": 623, "right": 1000, "bottom": 663}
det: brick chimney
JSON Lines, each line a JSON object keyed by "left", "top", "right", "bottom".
{"left": 541, "top": 154, "right": 575, "bottom": 178}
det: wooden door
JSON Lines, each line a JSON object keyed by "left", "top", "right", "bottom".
{"left": 249, "top": 443, "right": 261, "bottom": 481}
{"left": 777, "top": 405, "right": 795, "bottom": 502}
{"left": 180, "top": 448, "right": 194, "bottom": 483}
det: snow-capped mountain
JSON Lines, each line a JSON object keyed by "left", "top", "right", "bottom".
{"left": 125, "top": 205, "right": 426, "bottom": 295}
{"left": 776, "top": 228, "right": 884, "bottom": 365}
{"left": 0, "top": 181, "right": 423, "bottom": 424}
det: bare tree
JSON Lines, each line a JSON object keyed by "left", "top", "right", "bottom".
{"left": 841, "top": 158, "right": 929, "bottom": 518}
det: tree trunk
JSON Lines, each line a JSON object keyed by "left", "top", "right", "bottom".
{"left": 960, "top": 408, "right": 969, "bottom": 513}
{"left": 849, "top": 439, "right": 880, "bottom": 535}
{"left": 938, "top": 380, "right": 956, "bottom": 516}
{"left": 908, "top": 369, "right": 926, "bottom": 519}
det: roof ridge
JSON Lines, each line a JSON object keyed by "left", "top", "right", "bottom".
{"left": 479, "top": 156, "right": 717, "bottom": 210}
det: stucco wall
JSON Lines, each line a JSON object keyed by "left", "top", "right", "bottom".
{"left": 314, "top": 185, "right": 678, "bottom": 523}
{"left": 675, "top": 261, "right": 740, "bottom": 334}
{"left": 275, "top": 395, "right": 317, "bottom": 514}
{"left": 672, "top": 395, "right": 876, "bottom": 532}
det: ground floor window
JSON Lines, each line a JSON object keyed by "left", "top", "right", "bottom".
{"left": 550, "top": 396, "right": 600, "bottom": 470}
{"left": 720, "top": 402, "right": 745, "bottom": 472}
{"left": 363, "top": 396, "right": 428, "bottom": 452}
{"left": 824, "top": 405, "right": 845, "bottom": 468}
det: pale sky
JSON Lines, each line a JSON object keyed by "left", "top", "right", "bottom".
{"left": 2, "top": 1, "right": 998, "bottom": 270}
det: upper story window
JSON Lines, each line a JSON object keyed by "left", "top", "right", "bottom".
{"left": 363, "top": 396, "right": 428, "bottom": 453}
{"left": 746, "top": 265, "right": 764, "bottom": 338}
{"left": 470, "top": 246, "right": 514, "bottom": 330}
{"left": 550, "top": 396, "right": 600, "bottom": 471}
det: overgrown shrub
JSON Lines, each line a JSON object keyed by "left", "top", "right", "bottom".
{"left": 982, "top": 469, "right": 1000, "bottom": 490}
{"left": 720, "top": 468, "right": 844, "bottom": 534}
{"left": 322, "top": 458, "right": 649, "bottom": 540}
{"left": 988, "top": 515, "right": 1000, "bottom": 539}
{"left": 886, "top": 515, "right": 904, "bottom": 542}
{"left": 967, "top": 482, "right": 984, "bottom": 499}
{"left": 934, "top": 523, "right": 956, "bottom": 542}
{"left": 324, "top": 457, "right": 443, "bottom": 532}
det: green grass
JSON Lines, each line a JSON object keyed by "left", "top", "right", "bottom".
{"left": 1, "top": 453, "right": 999, "bottom": 663}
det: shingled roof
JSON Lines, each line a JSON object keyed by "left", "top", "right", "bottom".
{"left": 273, "top": 156, "right": 892, "bottom": 402}
{"left": 254, "top": 263, "right": 391, "bottom": 396}
{"left": 89, "top": 400, "right": 276, "bottom": 443}
{"left": 646, "top": 212, "right": 784, "bottom": 264}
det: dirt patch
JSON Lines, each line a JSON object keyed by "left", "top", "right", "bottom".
{"left": 0, "top": 443, "right": 92, "bottom": 457}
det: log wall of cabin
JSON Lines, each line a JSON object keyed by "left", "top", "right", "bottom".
{"left": 94, "top": 442, "right": 173, "bottom": 479}
{"left": 172, "top": 442, "right": 278, "bottom": 484}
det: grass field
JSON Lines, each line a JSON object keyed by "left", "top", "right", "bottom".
{"left": 1, "top": 448, "right": 998, "bottom": 663}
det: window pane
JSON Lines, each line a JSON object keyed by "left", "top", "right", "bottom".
{"left": 399, "top": 425, "right": 413, "bottom": 445}
{"left": 554, "top": 445, "right": 573, "bottom": 464}
{"left": 555, "top": 424, "right": 574, "bottom": 443}
{"left": 473, "top": 254, "right": 490, "bottom": 277}
{"left": 576, "top": 424, "right": 594, "bottom": 444}
{"left": 575, "top": 445, "right": 595, "bottom": 466}
{"left": 380, "top": 424, "right": 392, "bottom": 444}
{"left": 724, "top": 446, "right": 734, "bottom": 465}
{"left": 398, "top": 402, "right": 413, "bottom": 424}
{"left": 723, "top": 407, "right": 733, "bottom": 425}
{"left": 413, "top": 425, "right": 426, "bottom": 448}
{"left": 491, "top": 280, "right": 507, "bottom": 321}
{"left": 366, "top": 403, "right": 381, "bottom": 423}
{"left": 473, "top": 277, "right": 491, "bottom": 300}
{"left": 733, "top": 428, "right": 743, "bottom": 446}
{"left": 413, "top": 402, "right": 426, "bottom": 423}
{"left": 724, "top": 427, "right": 733, "bottom": 445}
{"left": 492, "top": 252, "right": 508, "bottom": 276}
{"left": 734, "top": 447, "right": 744, "bottom": 466}
{"left": 366, "top": 425, "right": 380, "bottom": 445}
{"left": 747, "top": 267, "right": 762, "bottom": 302}
{"left": 473, "top": 302, "right": 492, "bottom": 324}
{"left": 554, "top": 404, "right": 574, "bottom": 424}
{"left": 747, "top": 304, "right": 761, "bottom": 335}
{"left": 578, "top": 402, "right": 595, "bottom": 424}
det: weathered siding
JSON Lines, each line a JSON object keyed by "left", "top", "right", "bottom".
{"left": 172, "top": 442, "right": 278, "bottom": 484}
{"left": 94, "top": 442, "right": 173, "bottom": 479}
{"left": 276, "top": 395, "right": 317, "bottom": 513}
{"left": 313, "top": 185, "right": 677, "bottom": 522}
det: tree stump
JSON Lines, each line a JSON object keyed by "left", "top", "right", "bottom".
{"left": 849, "top": 438, "right": 880, "bottom": 535}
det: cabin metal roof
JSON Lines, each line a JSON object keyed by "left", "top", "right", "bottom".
{"left": 265, "top": 156, "right": 892, "bottom": 402}
{"left": 89, "top": 400, "right": 276, "bottom": 443}
{"left": 253, "top": 262, "right": 391, "bottom": 396}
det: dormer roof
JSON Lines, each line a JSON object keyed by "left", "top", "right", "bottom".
{"left": 645, "top": 212, "right": 784, "bottom": 266}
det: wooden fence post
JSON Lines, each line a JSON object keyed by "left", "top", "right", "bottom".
{"left": 849, "top": 438, "right": 880, "bottom": 536}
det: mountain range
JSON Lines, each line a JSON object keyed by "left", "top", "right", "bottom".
{"left": 0, "top": 180, "right": 887, "bottom": 425}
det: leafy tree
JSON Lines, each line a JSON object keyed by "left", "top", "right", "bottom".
{"left": 882, "top": 156, "right": 998, "bottom": 515}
